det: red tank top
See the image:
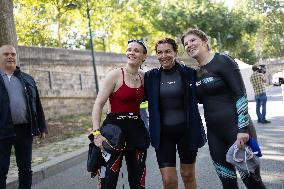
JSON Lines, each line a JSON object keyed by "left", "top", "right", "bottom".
{"left": 109, "top": 68, "right": 144, "bottom": 113}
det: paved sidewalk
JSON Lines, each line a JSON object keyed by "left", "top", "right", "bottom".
{"left": 7, "top": 134, "right": 89, "bottom": 188}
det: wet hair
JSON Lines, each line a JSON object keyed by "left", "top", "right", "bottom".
{"left": 155, "top": 38, "right": 178, "bottom": 53}
{"left": 128, "top": 39, "right": 147, "bottom": 54}
{"left": 181, "top": 28, "right": 210, "bottom": 50}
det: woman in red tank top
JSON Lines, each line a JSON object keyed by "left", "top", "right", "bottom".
{"left": 90, "top": 39, "right": 149, "bottom": 189}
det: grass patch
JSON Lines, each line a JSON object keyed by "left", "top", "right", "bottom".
{"left": 33, "top": 114, "right": 93, "bottom": 149}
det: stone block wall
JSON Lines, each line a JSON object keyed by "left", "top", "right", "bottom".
{"left": 18, "top": 46, "right": 197, "bottom": 119}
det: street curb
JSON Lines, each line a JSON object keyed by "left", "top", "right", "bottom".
{"left": 7, "top": 146, "right": 88, "bottom": 189}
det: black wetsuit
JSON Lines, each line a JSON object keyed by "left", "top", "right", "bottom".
{"left": 197, "top": 53, "right": 266, "bottom": 189}
{"left": 156, "top": 64, "right": 197, "bottom": 168}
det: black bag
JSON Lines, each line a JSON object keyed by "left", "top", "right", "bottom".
{"left": 87, "top": 143, "right": 104, "bottom": 175}
{"left": 101, "top": 123, "right": 126, "bottom": 154}
{"left": 87, "top": 123, "right": 125, "bottom": 175}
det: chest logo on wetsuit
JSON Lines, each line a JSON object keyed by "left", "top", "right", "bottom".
{"left": 202, "top": 77, "right": 214, "bottom": 84}
{"left": 161, "top": 81, "right": 176, "bottom": 85}
{"left": 196, "top": 77, "right": 214, "bottom": 86}
{"left": 196, "top": 81, "right": 202, "bottom": 86}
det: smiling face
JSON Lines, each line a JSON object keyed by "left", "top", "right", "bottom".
{"left": 0, "top": 45, "right": 17, "bottom": 73}
{"left": 156, "top": 43, "right": 177, "bottom": 69}
{"left": 126, "top": 42, "right": 147, "bottom": 67}
{"left": 183, "top": 34, "right": 209, "bottom": 59}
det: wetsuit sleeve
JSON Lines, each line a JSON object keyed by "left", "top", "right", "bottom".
{"left": 193, "top": 69, "right": 202, "bottom": 104}
{"left": 217, "top": 55, "right": 249, "bottom": 133}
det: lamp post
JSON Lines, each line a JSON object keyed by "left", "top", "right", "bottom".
{"left": 66, "top": 1, "right": 99, "bottom": 94}
{"left": 86, "top": 0, "right": 99, "bottom": 94}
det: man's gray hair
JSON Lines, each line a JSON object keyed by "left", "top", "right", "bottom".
{"left": 0, "top": 45, "right": 16, "bottom": 54}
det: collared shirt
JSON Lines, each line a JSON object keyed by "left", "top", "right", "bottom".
{"left": 0, "top": 71, "right": 29, "bottom": 125}
{"left": 250, "top": 71, "right": 266, "bottom": 95}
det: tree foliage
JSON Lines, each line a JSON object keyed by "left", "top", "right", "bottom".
{"left": 148, "top": 0, "right": 260, "bottom": 64}
{"left": 247, "top": 0, "right": 284, "bottom": 59}
{"left": 13, "top": 0, "right": 283, "bottom": 62}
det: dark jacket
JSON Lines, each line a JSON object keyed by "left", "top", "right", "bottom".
{"left": 144, "top": 63, "right": 206, "bottom": 150}
{"left": 0, "top": 67, "right": 48, "bottom": 139}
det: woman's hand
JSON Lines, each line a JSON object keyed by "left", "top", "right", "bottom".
{"left": 94, "top": 134, "right": 107, "bottom": 149}
{"left": 236, "top": 133, "right": 249, "bottom": 149}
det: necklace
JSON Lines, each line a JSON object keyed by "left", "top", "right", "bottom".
{"left": 125, "top": 68, "right": 139, "bottom": 81}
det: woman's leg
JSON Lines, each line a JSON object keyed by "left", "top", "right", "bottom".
{"left": 125, "top": 149, "right": 147, "bottom": 189}
{"left": 156, "top": 134, "right": 179, "bottom": 189}
{"left": 207, "top": 131, "right": 239, "bottom": 189}
{"left": 180, "top": 163, "right": 196, "bottom": 189}
{"left": 237, "top": 166, "right": 266, "bottom": 188}
{"left": 160, "top": 167, "right": 178, "bottom": 189}
{"left": 177, "top": 134, "right": 198, "bottom": 189}
{"left": 101, "top": 153, "right": 123, "bottom": 189}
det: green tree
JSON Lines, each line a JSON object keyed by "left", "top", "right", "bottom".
{"left": 14, "top": 0, "right": 56, "bottom": 46}
{"left": 149, "top": 0, "right": 260, "bottom": 63}
{"left": 14, "top": 0, "right": 85, "bottom": 48}
{"left": 247, "top": 0, "right": 284, "bottom": 58}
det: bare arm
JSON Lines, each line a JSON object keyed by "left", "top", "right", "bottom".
{"left": 91, "top": 70, "right": 118, "bottom": 148}
{"left": 92, "top": 70, "right": 117, "bottom": 130}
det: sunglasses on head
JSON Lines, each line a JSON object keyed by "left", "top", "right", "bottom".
{"left": 128, "top": 39, "right": 147, "bottom": 53}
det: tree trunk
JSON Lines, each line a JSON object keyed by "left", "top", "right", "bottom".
{"left": 0, "top": 0, "right": 18, "bottom": 47}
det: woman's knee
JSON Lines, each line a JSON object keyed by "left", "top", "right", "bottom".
{"left": 180, "top": 163, "right": 195, "bottom": 178}
{"left": 160, "top": 168, "right": 178, "bottom": 187}
{"left": 162, "top": 174, "right": 178, "bottom": 187}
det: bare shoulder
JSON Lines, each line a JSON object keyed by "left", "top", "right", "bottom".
{"left": 105, "top": 68, "right": 121, "bottom": 81}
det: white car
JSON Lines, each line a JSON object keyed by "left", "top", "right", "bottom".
{"left": 272, "top": 71, "right": 284, "bottom": 86}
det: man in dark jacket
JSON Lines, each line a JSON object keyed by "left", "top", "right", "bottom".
{"left": 0, "top": 45, "right": 48, "bottom": 189}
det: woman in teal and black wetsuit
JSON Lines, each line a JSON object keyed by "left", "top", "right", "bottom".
{"left": 181, "top": 28, "right": 266, "bottom": 189}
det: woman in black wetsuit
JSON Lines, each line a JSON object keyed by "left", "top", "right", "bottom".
{"left": 181, "top": 28, "right": 266, "bottom": 189}
{"left": 144, "top": 38, "right": 206, "bottom": 189}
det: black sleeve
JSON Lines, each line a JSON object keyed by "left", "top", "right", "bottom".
{"left": 144, "top": 71, "right": 150, "bottom": 101}
{"left": 217, "top": 55, "right": 249, "bottom": 133}
{"left": 193, "top": 69, "right": 202, "bottom": 104}
{"left": 35, "top": 82, "right": 48, "bottom": 133}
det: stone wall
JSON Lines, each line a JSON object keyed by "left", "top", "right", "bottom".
{"left": 18, "top": 46, "right": 284, "bottom": 119}
{"left": 18, "top": 46, "right": 197, "bottom": 119}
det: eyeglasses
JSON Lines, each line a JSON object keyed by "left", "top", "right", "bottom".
{"left": 128, "top": 39, "right": 147, "bottom": 53}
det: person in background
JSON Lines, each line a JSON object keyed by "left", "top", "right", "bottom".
{"left": 144, "top": 38, "right": 206, "bottom": 189}
{"left": 250, "top": 65, "right": 271, "bottom": 124}
{"left": 0, "top": 45, "right": 48, "bottom": 189}
{"left": 91, "top": 39, "right": 149, "bottom": 189}
{"left": 181, "top": 28, "right": 266, "bottom": 189}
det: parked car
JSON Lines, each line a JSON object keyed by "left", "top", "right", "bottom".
{"left": 272, "top": 71, "right": 284, "bottom": 86}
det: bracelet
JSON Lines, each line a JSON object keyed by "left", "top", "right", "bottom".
{"left": 92, "top": 129, "right": 101, "bottom": 137}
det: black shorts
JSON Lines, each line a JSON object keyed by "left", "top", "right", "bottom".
{"left": 156, "top": 123, "right": 198, "bottom": 168}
